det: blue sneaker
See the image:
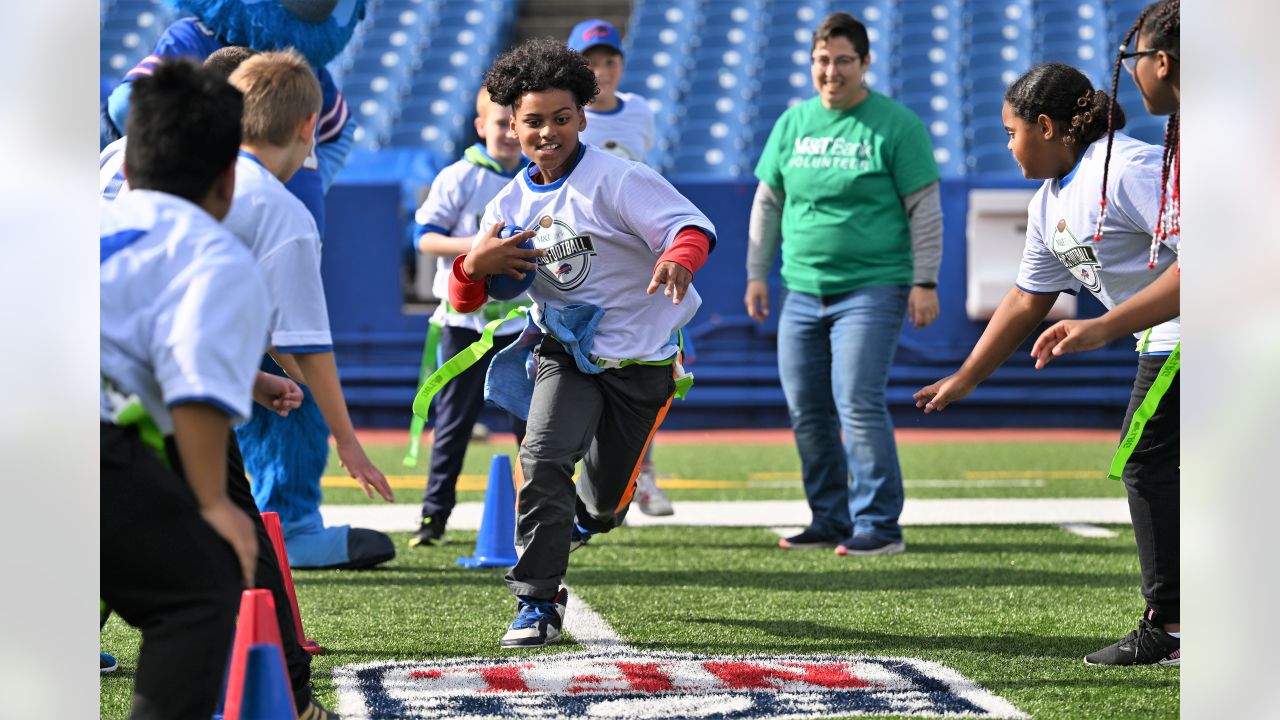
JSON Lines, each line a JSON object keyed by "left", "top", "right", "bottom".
{"left": 835, "top": 534, "right": 906, "bottom": 556}
{"left": 500, "top": 588, "right": 568, "bottom": 648}
{"left": 569, "top": 523, "right": 595, "bottom": 553}
{"left": 100, "top": 652, "right": 118, "bottom": 674}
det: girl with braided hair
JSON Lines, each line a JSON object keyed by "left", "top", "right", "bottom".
{"left": 914, "top": 58, "right": 1181, "bottom": 667}
{"left": 1029, "top": 0, "right": 1182, "bottom": 668}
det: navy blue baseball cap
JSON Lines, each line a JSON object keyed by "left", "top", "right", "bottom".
{"left": 567, "top": 19, "right": 624, "bottom": 56}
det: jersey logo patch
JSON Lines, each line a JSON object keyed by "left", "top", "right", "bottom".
{"left": 531, "top": 214, "right": 596, "bottom": 291}
{"left": 1050, "top": 219, "right": 1103, "bottom": 292}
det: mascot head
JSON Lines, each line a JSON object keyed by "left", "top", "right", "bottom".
{"left": 172, "top": 0, "right": 367, "bottom": 68}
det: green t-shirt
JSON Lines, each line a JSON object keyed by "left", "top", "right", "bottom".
{"left": 754, "top": 92, "right": 940, "bottom": 295}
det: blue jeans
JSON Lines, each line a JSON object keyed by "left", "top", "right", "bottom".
{"left": 777, "top": 285, "right": 909, "bottom": 542}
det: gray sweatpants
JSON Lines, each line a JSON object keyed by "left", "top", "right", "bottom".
{"left": 505, "top": 338, "right": 675, "bottom": 599}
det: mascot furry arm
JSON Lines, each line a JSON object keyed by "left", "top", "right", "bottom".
{"left": 101, "top": 0, "right": 367, "bottom": 231}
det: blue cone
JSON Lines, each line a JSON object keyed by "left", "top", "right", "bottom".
{"left": 457, "top": 454, "right": 519, "bottom": 568}
{"left": 238, "top": 644, "right": 296, "bottom": 720}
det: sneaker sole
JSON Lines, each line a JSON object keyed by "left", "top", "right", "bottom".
{"left": 835, "top": 541, "right": 906, "bottom": 557}
{"left": 500, "top": 627, "right": 562, "bottom": 649}
{"left": 639, "top": 505, "right": 675, "bottom": 516}
{"left": 778, "top": 539, "right": 836, "bottom": 550}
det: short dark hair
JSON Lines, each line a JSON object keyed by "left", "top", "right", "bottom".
{"left": 1005, "top": 62, "right": 1125, "bottom": 147}
{"left": 124, "top": 59, "right": 242, "bottom": 203}
{"left": 485, "top": 37, "right": 600, "bottom": 109}
{"left": 204, "top": 45, "right": 259, "bottom": 81}
{"left": 811, "top": 12, "right": 870, "bottom": 58}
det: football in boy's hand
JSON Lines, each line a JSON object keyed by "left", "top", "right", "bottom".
{"left": 485, "top": 234, "right": 537, "bottom": 301}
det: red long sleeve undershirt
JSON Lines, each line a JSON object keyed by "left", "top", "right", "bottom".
{"left": 447, "top": 226, "right": 713, "bottom": 314}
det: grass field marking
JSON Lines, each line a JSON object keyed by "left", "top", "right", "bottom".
{"left": 963, "top": 470, "right": 1103, "bottom": 480}
{"left": 561, "top": 584, "right": 631, "bottom": 654}
{"left": 1057, "top": 523, "right": 1120, "bottom": 539}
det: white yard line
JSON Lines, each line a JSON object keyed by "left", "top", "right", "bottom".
{"left": 560, "top": 585, "right": 631, "bottom": 654}
{"left": 1057, "top": 522, "right": 1120, "bottom": 538}
{"left": 322, "top": 498, "right": 1131, "bottom": 532}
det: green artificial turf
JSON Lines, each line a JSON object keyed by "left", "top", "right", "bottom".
{"left": 101, "top": 526, "right": 1177, "bottom": 719}
{"left": 318, "top": 440, "right": 1125, "bottom": 505}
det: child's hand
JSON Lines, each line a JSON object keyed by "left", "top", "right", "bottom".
{"left": 336, "top": 439, "right": 395, "bottom": 502}
{"left": 462, "top": 222, "right": 543, "bottom": 280}
{"left": 200, "top": 498, "right": 258, "bottom": 588}
{"left": 648, "top": 261, "right": 693, "bottom": 304}
{"left": 744, "top": 279, "right": 769, "bottom": 323}
{"left": 1030, "top": 318, "right": 1108, "bottom": 368}
{"left": 913, "top": 373, "right": 976, "bottom": 413}
{"left": 252, "top": 372, "right": 303, "bottom": 416}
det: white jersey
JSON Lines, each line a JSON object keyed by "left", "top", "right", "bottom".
{"left": 414, "top": 147, "right": 525, "bottom": 335}
{"left": 223, "top": 152, "right": 334, "bottom": 352}
{"left": 1016, "top": 133, "right": 1180, "bottom": 353}
{"left": 581, "top": 92, "right": 655, "bottom": 163}
{"left": 478, "top": 144, "right": 715, "bottom": 361}
{"left": 101, "top": 190, "right": 271, "bottom": 434}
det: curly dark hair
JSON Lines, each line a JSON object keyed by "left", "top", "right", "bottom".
{"left": 1005, "top": 63, "right": 1124, "bottom": 147}
{"left": 484, "top": 37, "right": 599, "bottom": 109}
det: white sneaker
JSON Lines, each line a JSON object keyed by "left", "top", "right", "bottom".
{"left": 635, "top": 467, "right": 674, "bottom": 516}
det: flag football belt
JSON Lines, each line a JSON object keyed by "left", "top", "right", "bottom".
{"left": 444, "top": 299, "right": 529, "bottom": 323}
{"left": 1107, "top": 341, "right": 1179, "bottom": 481}
{"left": 101, "top": 375, "right": 169, "bottom": 466}
{"left": 412, "top": 308, "right": 694, "bottom": 423}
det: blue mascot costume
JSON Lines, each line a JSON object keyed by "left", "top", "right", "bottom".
{"left": 104, "top": 0, "right": 397, "bottom": 570}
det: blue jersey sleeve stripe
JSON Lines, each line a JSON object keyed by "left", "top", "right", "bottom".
{"left": 101, "top": 229, "right": 148, "bottom": 264}
{"left": 274, "top": 344, "right": 334, "bottom": 354}
{"left": 167, "top": 396, "right": 241, "bottom": 418}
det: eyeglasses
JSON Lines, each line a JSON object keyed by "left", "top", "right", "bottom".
{"left": 1119, "top": 49, "right": 1178, "bottom": 75}
{"left": 811, "top": 54, "right": 861, "bottom": 70}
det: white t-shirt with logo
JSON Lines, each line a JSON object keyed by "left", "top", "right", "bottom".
{"left": 477, "top": 144, "right": 714, "bottom": 362}
{"left": 1016, "top": 132, "right": 1179, "bottom": 353}
{"left": 581, "top": 92, "right": 655, "bottom": 163}
{"left": 101, "top": 190, "right": 271, "bottom": 434}
{"left": 222, "top": 153, "right": 334, "bottom": 352}
{"left": 415, "top": 151, "right": 525, "bottom": 335}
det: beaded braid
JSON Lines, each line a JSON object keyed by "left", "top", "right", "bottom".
{"left": 1093, "top": 10, "right": 1149, "bottom": 243}
{"left": 1149, "top": 112, "right": 1180, "bottom": 267}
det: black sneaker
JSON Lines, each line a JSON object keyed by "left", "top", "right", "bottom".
{"left": 835, "top": 534, "right": 906, "bottom": 557}
{"left": 778, "top": 527, "right": 838, "bottom": 550}
{"left": 1084, "top": 617, "right": 1180, "bottom": 666}
{"left": 409, "top": 513, "right": 447, "bottom": 547}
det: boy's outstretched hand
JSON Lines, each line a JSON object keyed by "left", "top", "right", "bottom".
{"left": 648, "top": 261, "right": 693, "bottom": 304}
{"left": 336, "top": 439, "right": 395, "bottom": 502}
{"left": 1030, "top": 318, "right": 1109, "bottom": 368}
{"left": 913, "top": 373, "right": 976, "bottom": 413}
{"left": 462, "top": 222, "right": 543, "bottom": 280}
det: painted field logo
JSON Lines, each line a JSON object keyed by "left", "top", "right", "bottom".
{"left": 335, "top": 651, "right": 1026, "bottom": 719}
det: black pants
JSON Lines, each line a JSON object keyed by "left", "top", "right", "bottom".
{"left": 162, "top": 434, "right": 315, "bottom": 713}
{"left": 506, "top": 339, "right": 675, "bottom": 599}
{"left": 101, "top": 423, "right": 240, "bottom": 720}
{"left": 1118, "top": 354, "right": 1180, "bottom": 624}
{"left": 422, "top": 325, "right": 525, "bottom": 521}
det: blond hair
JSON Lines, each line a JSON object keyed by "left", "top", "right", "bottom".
{"left": 228, "top": 49, "right": 321, "bottom": 146}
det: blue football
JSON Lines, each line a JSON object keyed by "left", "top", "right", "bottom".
{"left": 484, "top": 235, "right": 537, "bottom": 301}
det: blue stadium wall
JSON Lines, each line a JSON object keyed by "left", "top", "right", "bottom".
{"left": 323, "top": 177, "right": 1139, "bottom": 431}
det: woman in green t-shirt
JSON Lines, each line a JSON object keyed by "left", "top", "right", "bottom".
{"left": 745, "top": 12, "right": 943, "bottom": 557}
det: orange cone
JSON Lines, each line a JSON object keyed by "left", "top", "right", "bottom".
{"left": 260, "top": 512, "right": 322, "bottom": 654}
{"left": 224, "top": 589, "right": 296, "bottom": 720}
